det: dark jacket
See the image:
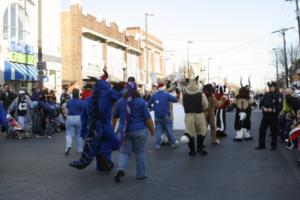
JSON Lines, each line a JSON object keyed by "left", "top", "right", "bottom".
{"left": 0, "top": 91, "right": 15, "bottom": 111}
{"left": 259, "top": 92, "right": 282, "bottom": 115}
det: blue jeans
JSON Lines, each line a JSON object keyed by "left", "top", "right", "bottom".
{"left": 17, "top": 116, "right": 29, "bottom": 129}
{"left": 47, "top": 118, "right": 56, "bottom": 136}
{"left": 117, "top": 129, "right": 148, "bottom": 178}
{"left": 66, "top": 115, "right": 83, "bottom": 152}
{"left": 155, "top": 117, "right": 175, "bottom": 145}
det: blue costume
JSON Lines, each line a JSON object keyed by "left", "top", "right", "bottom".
{"left": 0, "top": 102, "right": 8, "bottom": 130}
{"left": 148, "top": 88, "right": 177, "bottom": 148}
{"left": 69, "top": 79, "right": 122, "bottom": 171}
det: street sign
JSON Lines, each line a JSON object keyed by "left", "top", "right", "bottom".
{"left": 37, "top": 61, "right": 47, "bottom": 70}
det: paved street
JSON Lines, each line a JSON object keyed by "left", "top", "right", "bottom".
{"left": 0, "top": 107, "right": 300, "bottom": 200}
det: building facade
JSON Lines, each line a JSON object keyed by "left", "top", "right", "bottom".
{"left": 0, "top": 0, "right": 38, "bottom": 91}
{"left": 126, "top": 27, "right": 164, "bottom": 85}
{"left": 0, "top": 0, "right": 61, "bottom": 95}
{"left": 61, "top": 3, "right": 165, "bottom": 88}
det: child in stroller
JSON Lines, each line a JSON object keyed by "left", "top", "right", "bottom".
{"left": 6, "top": 114, "right": 26, "bottom": 139}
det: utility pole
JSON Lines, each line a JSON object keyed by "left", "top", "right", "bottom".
{"left": 286, "top": 0, "right": 300, "bottom": 46}
{"left": 37, "top": 0, "right": 45, "bottom": 88}
{"left": 272, "top": 48, "right": 279, "bottom": 82}
{"left": 272, "top": 27, "right": 294, "bottom": 88}
{"left": 291, "top": 44, "right": 295, "bottom": 81}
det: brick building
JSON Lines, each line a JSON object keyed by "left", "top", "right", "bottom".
{"left": 61, "top": 3, "right": 165, "bottom": 88}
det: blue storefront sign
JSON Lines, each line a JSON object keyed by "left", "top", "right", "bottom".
{"left": 10, "top": 41, "right": 34, "bottom": 55}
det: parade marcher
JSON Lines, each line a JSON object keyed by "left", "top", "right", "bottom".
{"left": 182, "top": 76, "right": 209, "bottom": 156}
{"left": 69, "top": 70, "right": 122, "bottom": 171}
{"left": 113, "top": 80, "right": 155, "bottom": 183}
{"left": 256, "top": 81, "right": 282, "bottom": 150}
{"left": 203, "top": 83, "right": 228, "bottom": 145}
{"left": 233, "top": 79, "right": 255, "bottom": 141}
{"left": 0, "top": 84, "right": 16, "bottom": 111}
{"left": 7, "top": 89, "right": 32, "bottom": 138}
{"left": 65, "top": 89, "right": 85, "bottom": 155}
{"left": 215, "top": 85, "right": 230, "bottom": 137}
{"left": 60, "top": 88, "right": 70, "bottom": 106}
{"left": 148, "top": 82, "right": 178, "bottom": 150}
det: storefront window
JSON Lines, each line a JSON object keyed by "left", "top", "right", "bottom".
{"left": 2, "top": 3, "right": 30, "bottom": 42}
{"left": 10, "top": 4, "right": 17, "bottom": 41}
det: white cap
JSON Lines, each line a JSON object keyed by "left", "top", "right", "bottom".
{"left": 18, "top": 90, "right": 25, "bottom": 95}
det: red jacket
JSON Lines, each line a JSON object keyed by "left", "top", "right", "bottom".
{"left": 81, "top": 90, "right": 92, "bottom": 100}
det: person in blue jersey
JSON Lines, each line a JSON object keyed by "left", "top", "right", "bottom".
{"left": 0, "top": 101, "right": 7, "bottom": 133}
{"left": 148, "top": 82, "right": 178, "bottom": 150}
{"left": 113, "top": 80, "right": 155, "bottom": 183}
{"left": 65, "top": 89, "right": 85, "bottom": 155}
{"left": 38, "top": 95, "right": 58, "bottom": 139}
{"left": 69, "top": 70, "right": 123, "bottom": 171}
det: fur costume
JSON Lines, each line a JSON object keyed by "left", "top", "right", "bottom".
{"left": 215, "top": 85, "right": 230, "bottom": 137}
{"left": 203, "top": 84, "right": 228, "bottom": 144}
{"left": 182, "top": 77, "right": 208, "bottom": 156}
{"left": 69, "top": 70, "right": 122, "bottom": 171}
{"left": 233, "top": 79, "right": 254, "bottom": 141}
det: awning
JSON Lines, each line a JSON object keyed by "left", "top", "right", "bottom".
{"left": 4, "top": 61, "right": 38, "bottom": 81}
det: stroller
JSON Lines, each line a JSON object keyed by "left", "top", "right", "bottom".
{"left": 6, "top": 114, "right": 26, "bottom": 140}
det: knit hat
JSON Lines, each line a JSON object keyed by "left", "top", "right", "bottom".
{"left": 125, "top": 81, "right": 137, "bottom": 96}
{"left": 18, "top": 90, "right": 26, "bottom": 95}
{"left": 158, "top": 83, "right": 166, "bottom": 91}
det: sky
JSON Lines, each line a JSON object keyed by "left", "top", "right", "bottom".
{"left": 61, "top": 0, "right": 299, "bottom": 89}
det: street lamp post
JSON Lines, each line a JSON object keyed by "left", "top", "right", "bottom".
{"left": 145, "top": 13, "right": 154, "bottom": 84}
{"left": 272, "top": 48, "right": 279, "bottom": 82}
{"left": 186, "top": 41, "right": 193, "bottom": 78}
{"left": 207, "top": 58, "right": 212, "bottom": 83}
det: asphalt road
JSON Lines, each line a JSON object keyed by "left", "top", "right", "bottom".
{"left": 0, "top": 108, "right": 300, "bottom": 200}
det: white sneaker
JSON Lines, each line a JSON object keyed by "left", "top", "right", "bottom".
{"left": 47, "top": 135, "right": 52, "bottom": 139}
{"left": 65, "top": 146, "right": 71, "bottom": 156}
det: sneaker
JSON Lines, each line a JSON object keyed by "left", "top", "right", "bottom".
{"left": 65, "top": 146, "right": 71, "bottom": 156}
{"left": 255, "top": 146, "right": 265, "bottom": 150}
{"left": 114, "top": 170, "right": 125, "bottom": 183}
{"left": 136, "top": 176, "right": 147, "bottom": 180}
{"left": 155, "top": 144, "right": 161, "bottom": 150}
{"left": 198, "top": 149, "right": 208, "bottom": 156}
{"left": 212, "top": 139, "right": 220, "bottom": 145}
{"left": 47, "top": 135, "right": 52, "bottom": 139}
{"left": 233, "top": 138, "right": 243, "bottom": 142}
{"left": 270, "top": 147, "right": 276, "bottom": 151}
